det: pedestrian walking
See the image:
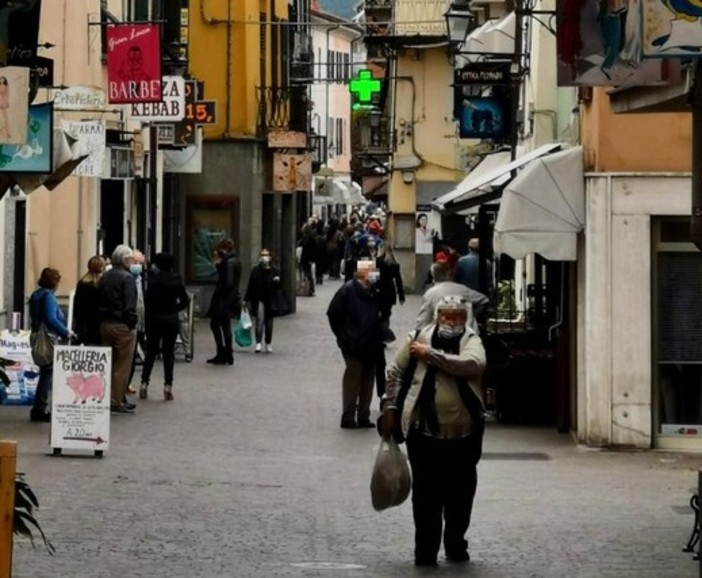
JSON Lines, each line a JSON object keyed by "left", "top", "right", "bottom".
{"left": 244, "top": 248, "right": 281, "bottom": 354}
{"left": 376, "top": 243, "right": 405, "bottom": 340}
{"left": 206, "top": 238, "right": 241, "bottom": 365}
{"left": 327, "top": 259, "right": 383, "bottom": 429}
{"left": 97, "top": 244, "right": 138, "bottom": 414}
{"left": 73, "top": 255, "right": 106, "bottom": 345}
{"left": 127, "top": 249, "right": 147, "bottom": 395}
{"left": 139, "top": 252, "right": 189, "bottom": 401}
{"left": 299, "top": 221, "right": 317, "bottom": 296}
{"left": 380, "top": 295, "right": 487, "bottom": 567}
{"left": 28, "top": 267, "right": 72, "bottom": 422}
{"left": 456, "top": 238, "right": 493, "bottom": 296}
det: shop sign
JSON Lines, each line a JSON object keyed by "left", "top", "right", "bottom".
{"left": 53, "top": 85, "right": 107, "bottom": 110}
{"left": 106, "top": 23, "right": 162, "bottom": 104}
{"left": 455, "top": 63, "right": 511, "bottom": 85}
{"left": 63, "top": 120, "right": 106, "bottom": 178}
{"left": 130, "top": 76, "right": 186, "bottom": 122}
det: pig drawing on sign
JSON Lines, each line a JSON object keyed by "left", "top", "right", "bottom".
{"left": 66, "top": 372, "right": 106, "bottom": 404}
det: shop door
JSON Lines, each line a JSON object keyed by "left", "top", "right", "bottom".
{"left": 654, "top": 218, "right": 702, "bottom": 449}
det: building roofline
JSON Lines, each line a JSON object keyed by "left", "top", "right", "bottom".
{"left": 311, "top": 9, "right": 363, "bottom": 32}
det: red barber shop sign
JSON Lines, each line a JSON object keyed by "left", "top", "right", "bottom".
{"left": 106, "top": 24, "right": 162, "bottom": 104}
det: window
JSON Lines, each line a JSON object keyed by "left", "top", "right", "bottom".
{"left": 327, "top": 117, "right": 335, "bottom": 156}
{"left": 336, "top": 118, "right": 343, "bottom": 155}
{"left": 342, "top": 52, "right": 350, "bottom": 81}
{"left": 327, "top": 49, "right": 333, "bottom": 81}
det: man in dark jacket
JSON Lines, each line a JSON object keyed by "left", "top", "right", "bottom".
{"left": 327, "top": 258, "right": 383, "bottom": 429}
{"left": 98, "top": 244, "right": 138, "bottom": 413}
{"left": 207, "top": 238, "right": 242, "bottom": 365}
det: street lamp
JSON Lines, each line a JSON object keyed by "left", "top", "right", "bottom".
{"left": 444, "top": 0, "right": 473, "bottom": 48}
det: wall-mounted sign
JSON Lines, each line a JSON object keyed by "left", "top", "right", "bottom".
{"left": 130, "top": 75, "right": 185, "bottom": 122}
{"left": 0, "top": 102, "right": 52, "bottom": 173}
{"left": 273, "top": 153, "right": 312, "bottom": 192}
{"left": 268, "top": 130, "right": 307, "bottom": 149}
{"left": 52, "top": 85, "right": 107, "bottom": 110}
{"left": 63, "top": 120, "right": 106, "bottom": 178}
{"left": 455, "top": 62, "right": 511, "bottom": 85}
{"left": 456, "top": 96, "right": 509, "bottom": 140}
{"left": 173, "top": 80, "right": 197, "bottom": 146}
{"left": 0, "top": 66, "right": 29, "bottom": 146}
{"left": 350, "top": 69, "right": 382, "bottom": 104}
{"left": 186, "top": 99, "right": 216, "bottom": 125}
{"left": 106, "top": 23, "right": 162, "bottom": 104}
{"left": 6, "top": 0, "right": 42, "bottom": 68}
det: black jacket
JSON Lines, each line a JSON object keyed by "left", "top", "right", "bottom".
{"left": 74, "top": 280, "right": 102, "bottom": 345}
{"left": 327, "top": 280, "right": 383, "bottom": 360}
{"left": 208, "top": 251, "right": 242, "bottom": 319}
{"left": 377, "top": 256, "right": 405, "bottom": 311}
{"left": 145, "top": 270, "right": 189, "bottom": 327}
{"left": 244, "top": 264, "right": 280, "bottom": 314}
{"left": 97, "top": 267, "right": 138, "bottom": 329}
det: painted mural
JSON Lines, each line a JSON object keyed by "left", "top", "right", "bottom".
{"left": 557, "top": 0, "right": 671, "bottom": 85}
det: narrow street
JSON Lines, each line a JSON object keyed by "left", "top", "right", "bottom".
{"left": 3, "top": 279, "right": 700, "bottom": 578}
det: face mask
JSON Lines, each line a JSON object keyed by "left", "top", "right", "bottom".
{"left": 368, "top": 271, "right": 380, "bottom": 285}
{"left": 261, "top": 256, "right": 271, "bottom": 265}
{"left": 437, "top": 324, "right": 465, "bottom": 339}
{"left": 129, "top": 264, "right": 143, "bottom": 276}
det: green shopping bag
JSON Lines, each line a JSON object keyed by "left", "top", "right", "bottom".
{"left": 234, "top": 317, "right": 252, "bottom": 348}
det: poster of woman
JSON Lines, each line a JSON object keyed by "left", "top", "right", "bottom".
{"left": 415, "top": 211, "right": 434, "bottom": 255}
{"left": 0, "top": 66, "right": 28, "bottom": 146}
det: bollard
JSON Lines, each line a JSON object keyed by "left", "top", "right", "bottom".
{"left": 0, "top": 441, "right": 17, "bottom": 578}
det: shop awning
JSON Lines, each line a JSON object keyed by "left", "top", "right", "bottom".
{"left": 493, "top": 146, "right": 584, "bottom": 261}
{"left": 349, "top": 181, "right": 365, "bottom": 204}
{"left": 431, "top": 142, "right": 563, "bottom": 215}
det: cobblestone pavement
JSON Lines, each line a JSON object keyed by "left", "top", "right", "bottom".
{"left": 3, "top": 278, "right": 702, "bottom": 577}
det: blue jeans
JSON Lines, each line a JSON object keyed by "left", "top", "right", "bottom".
{"left": 32, "top": 366, "right": 52, "bottom": 415}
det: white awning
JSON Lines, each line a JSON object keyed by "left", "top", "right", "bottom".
{"left": 349, "top": 181, "right": 365, "bottom": 204}
{"left": 456, "top": 12, "right": 515, "bottom": 65}
{"left": 432, "top": 142, "right": 563, "bottom": 214}
{"left": 493, "top": 147, "right": 584, "bottom": 261}
{"left": 313, "top": 177, "right": 351, "bottom": 204}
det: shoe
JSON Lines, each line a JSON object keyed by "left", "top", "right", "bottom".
{"left": 414, "top": 557, "right": 438, "bottom": 567}
{"left": 164, "top": 385, "right": 174, "bottom": 401}
{"left": 110, "top": 404, "right": 135, "bottom": 414}
{"left": 255, "top": 343, "right": 262, "bottom": 353}
{"left": 127, "top": 385, "right": 137, "bottom": 394}
{"left": 340, "top": 420, "right": 358, "bottom": 429}
{"left": 264, "top": 344, "right": 273, "bottom": 353}
{"left": 206, "top": 355, "right": 225, "bottom": 364}
{"left": 123, "top": 401, "right": 137, "bottom": 410}
{"left": 139, "top": 383, "right": 148, "bottom": 400}
{"left": 224, "top": 352, "right": 234, "bottom": 365}
{"left": 357, "top": 420, "right": 376, "bottom": 429}
{"left": 29, "top": 411, "right": 51, "bottom": 423}
{"left": 446, "top": 550, "right": 470, "bottom": 563}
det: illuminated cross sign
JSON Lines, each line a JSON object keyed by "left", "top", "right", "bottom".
{"left": 349, "top": 69, "right": 381, "bottom": 103}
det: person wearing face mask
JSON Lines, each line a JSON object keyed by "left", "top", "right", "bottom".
{"left": 243, "top": 248, "right": 281, "bottom": 353}
{"left": 379, "top": 296, "right": 486, "bottom": 567}
{"left": 126, "top": 250, "right": 147, "bottom": 398}
{"left": 327, "top": 258, "right": 383, "bottom": 429}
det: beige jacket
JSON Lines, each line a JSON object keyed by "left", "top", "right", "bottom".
{"left": 384, "top": 325, "right": 486, "bottom": 439}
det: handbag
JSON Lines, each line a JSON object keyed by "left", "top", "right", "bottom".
{"left": 270, "top": 287, "right": 291, "bottom": 317}
{"left": 30, "top": 293, "right": 57, "bottom": 367}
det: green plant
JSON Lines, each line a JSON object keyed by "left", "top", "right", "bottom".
{"left": 14, "top": 473, "right": 55, "bottom": 555}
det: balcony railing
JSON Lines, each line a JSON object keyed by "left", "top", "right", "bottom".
{"left": 256, "top": 86, "right": 310, "bottom": 136}
{"left": 394, "top": 0, "right": 449, "bottom": 36}
{"left": 352, "top": 112, "right": 394, "bottom": 157}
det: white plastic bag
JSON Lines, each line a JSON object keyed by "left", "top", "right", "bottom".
{"left": 240, "top": 307, "right": 253, "bottom": 330}
{"left": 370, "top": 437, "right": 411, "bottom": 511}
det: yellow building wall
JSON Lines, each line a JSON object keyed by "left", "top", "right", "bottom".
{"left": 389, "top": 48, "right": 458, "bottom": 215}
{"left": 581, "top": 87, "right": 691, "bottom": 173}
{"left": 190, "top": 0, "right": 290, "bottom": 139}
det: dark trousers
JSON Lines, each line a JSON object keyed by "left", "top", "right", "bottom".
{"left": 141, "top": 320, "right": 179, "bottom": 386}
{"left": 341, "top": 354, "right": 375, "bottom": 424}
{"left": 210, "top": 315, "right": 233, "bottom": 357}
{"left": 301, "top": 261, "right": 315, "bottom": 294}
{"left": 31, "top": 366, "right": 52, "bottom": 415}
{"left": 406, "top": 425, "right": 484, "bottom": 562}
{"left": 375, "top": 347, "right": 386, "bottom": 398}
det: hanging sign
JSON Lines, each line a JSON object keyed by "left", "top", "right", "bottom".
{"left": 455, "top": 96, "right": 510, "bottom": 140}
{"left": 6, "top": 0, "right": 42, "bottom": 68}
{"left": 0, "top": 66, "right": 29, "bottom": 146}
{"left": 51, "top": 346, "right": 111, "bottom": 456}
{"left": 130, "top": 76, "right": 186, "bottom": 121}
{"left": 455, "top": 62, "right": 511, "bottom": 86}
{"left": 63, "top": 120, "right": 106, "bottom": 178}
{"left": 106, "top": 23, "right": 162, "bottom": 104}
{"left": 53, "top": 85, "right": 107, "bottom": 110}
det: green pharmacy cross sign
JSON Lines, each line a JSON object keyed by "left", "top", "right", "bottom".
{"left": 349, "top": 69, "right": 381, "bottom": 103}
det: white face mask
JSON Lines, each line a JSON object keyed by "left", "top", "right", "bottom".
{"left": 368, "top": 271, "right": 380, "bottom": 285}
{"left": 437, "top": 324, "right": 465, "bottom": 339}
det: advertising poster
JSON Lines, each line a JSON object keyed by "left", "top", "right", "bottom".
{"left": 0, "top": 330, "right": 38, "bottom": 406}
{"left": 456, "top": 96, "right": 509, "bottom": 140}
{"left": 415, "top": 204, "right": 434, "bottom": 255}
{"left": 556, "top": 0, "right": 670, "bottom": 85}
{"left": 642, "top": 0, "right": 702, "bottom": 56}
{"left": 0, "top": 66, "right": 29, "bottom": 146}
{"left": 50, "top": 346, "right": 111, "bottom": 454}
{"left": 0, "top": 102, "right": 52, "bottom": 173}
{"left": 63, "top": 120, "right": 106, "bottom": 178}
{"left": 106, "top": 23, "right": 162, "bottom": 104}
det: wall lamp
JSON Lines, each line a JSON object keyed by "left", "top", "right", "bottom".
{"left": 444, "top": 0, "right": 474, "bottom": 49}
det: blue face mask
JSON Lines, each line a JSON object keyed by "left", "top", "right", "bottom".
{"left": 129, "top": 264, "right": 143, "bottom": 276}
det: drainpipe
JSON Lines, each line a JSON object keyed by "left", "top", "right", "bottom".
{"left": 200, "top": 0, "right": 233, "bottom": 138}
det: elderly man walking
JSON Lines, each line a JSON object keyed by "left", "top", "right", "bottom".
{"left": 98, "top": 244, "right": 138, "bottom": 414}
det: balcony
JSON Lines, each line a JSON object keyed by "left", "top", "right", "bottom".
{"left": 256, "top": 86, "right": 310, "bottom": 136}
{"left": 365, "top": 0, "right": 450, "bottom": 46}
{"left": 352, "top": 111, "right": 394, "bottom": 158}
{"left": 364, "top": 0, "right": 393, "bottom": 40}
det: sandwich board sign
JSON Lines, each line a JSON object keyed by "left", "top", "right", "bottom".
{"left": 50, "top": 346, "right": 111, "bottom": 458}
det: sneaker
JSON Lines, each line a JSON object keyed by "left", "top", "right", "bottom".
{"left": 255, "top": 343, "right": 262, "bottom": 353}
{"left": 264, "top": 344, "right": 273, "bottom": 353}
{"left": 111, "top": 404, "right": 135, "bottom": 414}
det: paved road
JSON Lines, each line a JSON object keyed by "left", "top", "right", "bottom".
{"left": 3, "top": 278, "right": 701, "bottom": 577}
